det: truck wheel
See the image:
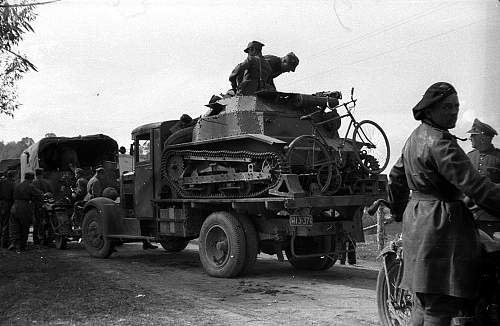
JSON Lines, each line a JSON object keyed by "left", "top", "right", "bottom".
{"left": 199, "top": 211, "right": 246, "bottom": 278}
{"left": 160, "top": 237, "right": 190, "bottom": 252}
{"left": 237, "top": 215, "right": 259, "bottom": 276}
{"left": 285, "top": 249, "right": 336, "bottom": 271}
{"left": 82, "top": 209, "right": 114, "bottom": 258}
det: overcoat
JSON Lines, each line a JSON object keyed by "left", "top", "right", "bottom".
{"left": 389, "top": 122, "right": 500, "bottom": 298}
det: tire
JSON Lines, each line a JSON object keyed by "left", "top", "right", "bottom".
{"left": 160, "top": 237, "right": 190, "bottom": 252}
{"left": 287, "top": 135, "right": 333, "bottom": 193}
{"left": 237, "top": 215, "right": 259, "bottom": 276}
{"left": 353, "top": 120, "right": 390, "bottom": 174}
{"left": 198, "top": 211, "right": 246, "bottom": 278}
{"left": 82, "top": 209, "right": 114, "bottom": 258}
{"left": 377, "top": 256, "right": 412, "bottom": 326}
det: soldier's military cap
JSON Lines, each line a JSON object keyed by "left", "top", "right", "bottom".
{"left": 284, "top": 52, "right": 299, "bottom": 71}
{"left": 244, "top": 41, "right": 264, "bottom": 53}
{"left": 95, "top": 167, "right": 104, "bottom": 172}
{"left": 412, "top": 82, "right": 457, "bottom": 120}
{"left": 467, "top": 118, "right": 497, "bottom": 137}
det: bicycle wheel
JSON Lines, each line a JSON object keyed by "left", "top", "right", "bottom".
{"left": 353, "top": 120, "right": 390, "bottom": 174}
{"left": 286, "top": 135, "right": 332, "bottom": 193}
{"left": 377, "top": 256, "right": 412, "bottom": 326}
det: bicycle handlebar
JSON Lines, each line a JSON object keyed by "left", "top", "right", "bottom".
{"left": 367, "top": 199, "right": 391, "bottom": 216}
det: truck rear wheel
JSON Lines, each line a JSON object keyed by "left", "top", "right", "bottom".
{"left": 199, "top": 211, "right": 246, "bottom": 278}
{"left": 82, "top": 209, "right": 114, "bottom": 258}
{"left": 237, "top": 215, "right": 259, "bottom": 276}
{"left": 160, "top": 237, "right": 190, "bottom": 252}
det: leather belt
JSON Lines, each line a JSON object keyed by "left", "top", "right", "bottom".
{"left": 411, "top": 191, "right": 461, "bottom": 202}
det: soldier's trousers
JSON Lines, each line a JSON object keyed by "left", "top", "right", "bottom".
{"left": 9, "top": 201, "right": 33, "bottom": 250}
{"left": 0, "top": 200, "right": 11, "bottom": 247}
{"left": 32, "top": 203, "right": 43, "bottom": 244}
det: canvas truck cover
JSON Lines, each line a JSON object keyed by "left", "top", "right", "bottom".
{"left": 20, "top": 134, "right": 118, "bottom": 180}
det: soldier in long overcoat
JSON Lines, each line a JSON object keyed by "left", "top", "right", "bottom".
{"left": 9, "top": 172, "right": 43, "bottom": 251}
{"left": 388, "top": 82, "right": 500, "bottom": 325}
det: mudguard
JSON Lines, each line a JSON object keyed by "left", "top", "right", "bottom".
{"left": 377, "top": 242, "right": 398, "bottom": 260}
{"left": 83, "top": 197, "right": 123, "bottom": 236}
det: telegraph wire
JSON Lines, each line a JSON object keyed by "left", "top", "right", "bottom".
{"left": 308, "top": 3, "right": 449, "bottom": 61}
{"left": 283, "top": 13, "right": 500, "bottom": 88}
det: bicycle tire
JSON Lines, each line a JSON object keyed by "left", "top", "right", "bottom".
{"left": 286, "top": 135, "right": 333, "bottom": 193}
{"left": 353, "top": 120, "right": 390, "bottom": 174}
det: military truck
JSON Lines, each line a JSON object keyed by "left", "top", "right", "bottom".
{"left": 81, "top": 90, "right": 389, "bottom": 278}
{"left": 20, "top": 134, "right": 119, "bottom": 249}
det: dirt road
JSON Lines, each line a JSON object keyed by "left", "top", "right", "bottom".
{"left": 0, "top": 241, "right": 382, "bottom": 326}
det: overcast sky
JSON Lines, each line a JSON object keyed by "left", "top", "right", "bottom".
{"left": 1, "top": 0, "right": 499, "bottom": 168}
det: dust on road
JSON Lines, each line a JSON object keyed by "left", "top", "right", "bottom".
{"left": 0, "top": 242, "right": 381, "bottom": 326}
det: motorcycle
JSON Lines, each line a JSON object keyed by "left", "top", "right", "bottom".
{"left": 368, "top": 199, "right": 500, "bottom": 326}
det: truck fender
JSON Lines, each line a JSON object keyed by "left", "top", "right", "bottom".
{"left": 83, "top": 197, "right": 123, "bottom": 236}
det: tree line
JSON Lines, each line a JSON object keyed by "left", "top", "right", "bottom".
{"left": 0, "top": 137, "right": 34, "bottom": 160}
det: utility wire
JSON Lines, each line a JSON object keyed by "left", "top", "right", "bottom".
{"left": 283, "top": 13, "right": 499, "bottom": 88}
{"left": 307, "top": 3, "right": 449, "bottom": 61}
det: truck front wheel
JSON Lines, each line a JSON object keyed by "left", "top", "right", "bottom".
{"left": 82, "top": 209, "right": 114, "bottom": 258}
{"left": 199, "top": 211, "right": 246, "bottom": 278}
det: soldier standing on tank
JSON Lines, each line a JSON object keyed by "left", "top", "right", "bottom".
{"left": 8, "top": 172, "right": 43, "bottom": 252}
{"left": 229, "top": 41, "right": 274, "bottom": 95}
{"left": 32, "top": 168, "right": 53, "bottom": 245}
{"left": 464, "top": 118, "right": 500, "bottom": 236}
{"left": 0, "top": 170, "right": 16, "bottom": 248}
{"left": 264, "top": 52, "right": 299, "bottom": 89}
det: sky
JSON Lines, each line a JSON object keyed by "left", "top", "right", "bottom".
{"left": 1, "top": 0, "right": 499, "bottom": 169}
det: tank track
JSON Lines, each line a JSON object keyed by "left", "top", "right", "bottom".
{"left": 161, "top": 149, "right": 289, "bottom": 199}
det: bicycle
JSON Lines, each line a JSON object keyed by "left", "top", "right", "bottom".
{"left": 286, "top": 88, "right": 390, "bottom": 193}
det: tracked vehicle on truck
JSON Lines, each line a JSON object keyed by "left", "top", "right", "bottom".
{"left": 81, "top": 89, "right": 389, "bottom": 277}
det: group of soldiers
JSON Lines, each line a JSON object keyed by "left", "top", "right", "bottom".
{"left": 0, "top": 166, "right": 109, "bottom": 253}
{"left": 228, "top": 40, "right": 299, "bottom": 95}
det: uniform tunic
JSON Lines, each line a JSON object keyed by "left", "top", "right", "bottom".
{"left": 9, "top": 180, "right": 43, "bottom": 249}
{"left": 229, "top": 55, "right": 274, "bottom": 95}
{"left": 389, "top": 122, "right": 500, "bottom": 298}
{"left": 467, "top": 146, "right": 500, "bottom": 183}
{"left": 85, "top": 175, "right": 102, "bottom": 201}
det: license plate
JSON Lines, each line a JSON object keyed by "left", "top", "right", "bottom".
{"left": 289, "top": 215, "right": 313, "bottom": 226}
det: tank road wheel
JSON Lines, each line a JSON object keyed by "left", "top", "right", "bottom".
{"left": 237, "top": 215, "right": 259, "bottom": 276}
{"left": 82, "top": 209, "right": 114, "bottom": 258}
{"left": 353, "top": 120, "right": 390, "bottom": 174}
{"left": 377, "top": 257, "right": 412, "bottom": 326}
{"left": 199, "top": 211, "right": 246, "bottom": 278}
{"left": 287, "top": 135, "right": 333, "bottom": 193}
{"left": 160, "top": 237, "right": 190, "bottom": 252}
